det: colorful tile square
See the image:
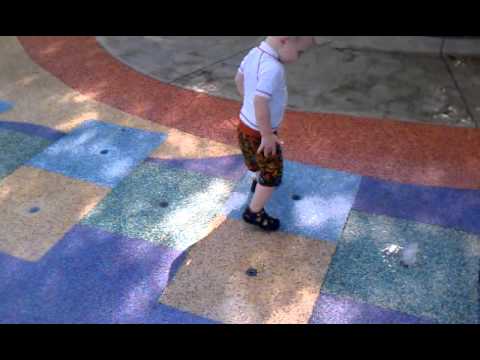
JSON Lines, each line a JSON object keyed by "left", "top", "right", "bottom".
{"left": 0, "top": 128, "right": 53, "bottom": 180}
{"left": 309, "top": 293, "right": 436, "bottom": 324}
{"left": 0, "top": 225, "right": 215, "bottom": 323}
{"left": 27, "top": 120, "right": 167, "bottom": 187}
{"left": 353, "top": 176, "right": 480, "bottom": 235}
{"left": 0, "top": 166, "right": 109, "bottom": 261}
{"left": 119, "top": 304, "right": 219, "bottom": 324}
{"left": 223, "top": 160, "right": 361, "bottom": 242}
{"left": 0, "top": 120, "right": 65, "bottom": 141}
{"left": 322, "top": 210, "right": 480, "bottom": 324}
{"left": 145, "top": 154, "right": 246, "bottom": 182}
{"left": 0, "top": 100, "right": 13, "bottom": 113}
{"left": 160, "top": 218, "right": 336, "bottom": 324}
{"left": 81, "top": 162, "right": 236, "bottom": 251}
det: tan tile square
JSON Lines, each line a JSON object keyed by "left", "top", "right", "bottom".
{"left": 160, "top": 218, "right": 336, "bottom": 324}
{"left": 0, "top": 166, "right": 109, "bottom": 261}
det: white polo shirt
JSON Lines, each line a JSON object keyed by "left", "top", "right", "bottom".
{"left": 238, "top": 41, "right": 288, "bottom": 132}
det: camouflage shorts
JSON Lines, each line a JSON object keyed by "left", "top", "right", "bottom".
{"left": 237, "top": 124, "right": 283, "bottom": 187}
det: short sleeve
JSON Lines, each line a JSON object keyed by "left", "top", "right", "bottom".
{"left": 238, "top": 57, "right": 246, "bottom": 74}
{"left": 255, "top": 64, "right": 282, "bottom": 99}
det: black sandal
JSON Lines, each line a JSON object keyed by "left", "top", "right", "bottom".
{"left": 242, "top": 207, "right": 280, "bottom": 231}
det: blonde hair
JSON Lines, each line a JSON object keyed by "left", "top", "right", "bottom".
{"left": 289, "top": 36, "right": 315, "bottom": 44}
{"left": 266, "top": 36, "right": 314, "bottom": 46}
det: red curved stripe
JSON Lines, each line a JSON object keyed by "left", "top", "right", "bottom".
{"left": 18, "top": 36, "right": 480, "bottom": 189}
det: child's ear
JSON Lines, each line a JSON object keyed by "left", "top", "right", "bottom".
{"left": 279, "top": 36, "right": 289, "bottom": 46}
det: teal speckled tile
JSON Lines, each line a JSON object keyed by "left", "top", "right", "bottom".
{"left": 322, "top": 210, "right": 480, "bottom": 324}
{"left": 81, "top": 162, "right": 236, "bottom": 251}
{"left": 0, "top": 128, "right": 52, "bottom": 180}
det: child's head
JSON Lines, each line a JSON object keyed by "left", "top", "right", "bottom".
{"left": 266, "top": 36, "right": 315, "bottom": 64}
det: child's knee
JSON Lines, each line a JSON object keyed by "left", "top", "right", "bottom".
{"left": 259, "top": 178, "right": 282, "bottom": 187}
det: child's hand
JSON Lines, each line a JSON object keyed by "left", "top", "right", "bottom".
{"left": 257, "top": 134, "right": 284, "bottom": 158}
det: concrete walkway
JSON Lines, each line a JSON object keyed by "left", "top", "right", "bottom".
{"left": 97, "top": 36, "right": 480, "bottom": 128}
{"left": 315, "top": 36, "right": 480, "bottom": 57}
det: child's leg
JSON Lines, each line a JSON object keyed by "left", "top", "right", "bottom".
{"left": 237, "top": 125, "right": 283, "bottom": 230}
{"left": 244, "top": 149, "right": 282, "bottom": 230}
{"left": 249, "top": 142, "right": 283, "bottom": 212}
{"left": 249, "top": 183, "right": 275, "bottom": 213}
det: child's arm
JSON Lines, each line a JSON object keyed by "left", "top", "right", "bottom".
{"left": 235, "top": 71, "right": 244, "bottom": 99}
{"left": 254, "top": 95, "right": 282, "bottom": 157}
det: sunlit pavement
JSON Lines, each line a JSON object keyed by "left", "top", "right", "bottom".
{"left": 0, "top": 36, "right": 479, "bottom": 324}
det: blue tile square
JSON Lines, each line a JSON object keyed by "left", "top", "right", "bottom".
{"left": 27, "top": 120, "right": 167, "bottom": 187}
{"left": 223, "top": 160, "right": 361, "bottom": 242}
{"left": 322, "top": 210, "right": 480, "bottom": 324}
{"left": 0, "top": 100, "right": 13, "bottom": 113}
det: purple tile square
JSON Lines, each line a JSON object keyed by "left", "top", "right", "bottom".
{"left": 0, "top": 225, "right": 196, "bottom": 323}
{"left": 121, "top": 303, "right": 219, "bottom": 324}
{"left": 145, "top": 155, "right": 247, "bottom": 182}
{"left": 310, "top": 293, "right": 436, "bottom": 324}
{"left": 353, "top": 176, "right": 480, "bottom": 234}
{"left": 0, "top": 120, "right": 66, "bottom": 141}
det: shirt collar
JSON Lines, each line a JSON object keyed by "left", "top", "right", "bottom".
{"left": 258, "top": 41, "right": 280, "bottom": 61}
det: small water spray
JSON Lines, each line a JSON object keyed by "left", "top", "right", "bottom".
{"left": 400, "top": 243, "right": 419, "bottom": 267}
{"left": 382, "top": 244, "right": 402, "bottom": 256}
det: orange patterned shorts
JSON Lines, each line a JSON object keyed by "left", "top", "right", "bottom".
{"left": 237, "top": 121, "right": 283, "bottom": 187}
